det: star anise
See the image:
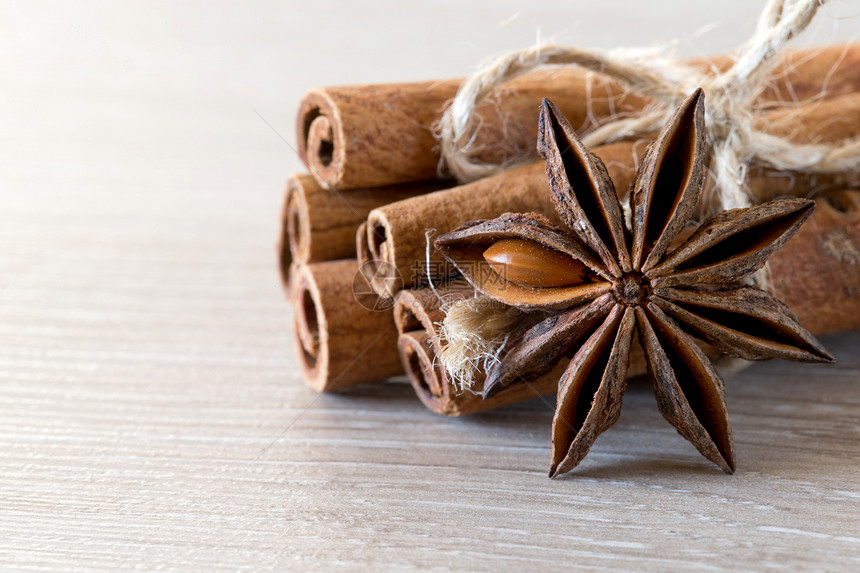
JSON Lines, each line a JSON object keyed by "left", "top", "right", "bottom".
{"left": 435, "top": 89, "right": 834, "bottom": 477}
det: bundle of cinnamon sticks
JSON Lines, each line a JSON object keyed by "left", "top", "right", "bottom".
{"left": 282, "top": 44, "right": 860, "bottom": 416}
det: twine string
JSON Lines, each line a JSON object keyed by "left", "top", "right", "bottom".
{"left": 437, "top": 0, "right": 858, "bottom": 214}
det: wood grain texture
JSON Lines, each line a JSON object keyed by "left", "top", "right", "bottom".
{"left": 1, "top": 2, "right": 858, "bottom": 571}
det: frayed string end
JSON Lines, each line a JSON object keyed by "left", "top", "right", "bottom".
{"left": 437, "top": 297, "right": 521, "bottom": 392}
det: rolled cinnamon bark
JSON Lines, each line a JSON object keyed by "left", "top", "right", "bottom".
{"left": 361, "top": 95, "right": 860, "bottom": 295}
{"left": 399, "top": 190, "right": 860, "bottom": 416}
{"left": 279, "top": 174, "right": 445, "bottom": 282}
{"left": 768, "top": 189, "right": 860, "bottom": 335}
{"left": 292, "top": 260, "right": 403, "bottom": 391}
{"left": 299, "top": 44, "right": 860, "bottom": 190}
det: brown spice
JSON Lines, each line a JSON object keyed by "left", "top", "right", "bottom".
{"left": 436, "top": 90, "right": 832, "bottom": 476}
{"left": 767, "top": 188, "right": 860, "bottom": 335}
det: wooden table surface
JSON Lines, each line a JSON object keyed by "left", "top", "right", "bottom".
{"left": 1, "top": 2, "right": 858, "bottom": 571}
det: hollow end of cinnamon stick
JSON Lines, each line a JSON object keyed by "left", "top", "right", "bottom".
{"left": 287, "top": 174, "right": 447, "bottom": 270}
{"left": 281, "top": 177, "right": 307, "bottom": 278}
{"left": 277, "top": 181, "right": 297, "bottom": 289}
{"left": 292, "top": 260, "right": 403, "bottom": 392}
{"left": 364, "top": 212, "right": 401, "bottom": 283}
{"left": 366, "top": 215, "right": 388, "bottom": 265}
{"left": 356, "top": 217, "right": 405, "bottom": 297}
{"left": 294, "top": 279, "right": 322, "bottom": 375}
{"left": 297, "top": 90, "right": 344, "bottom": 189}
{"left": 356, "top": 221, "right": 371, "bottom": 267}
{"left": 399, "top": 330, "right": 447, "bottom": 404}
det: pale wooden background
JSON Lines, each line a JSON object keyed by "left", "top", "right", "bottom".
{"left": 1, "top": 1, "right": 859, "bottom": 571}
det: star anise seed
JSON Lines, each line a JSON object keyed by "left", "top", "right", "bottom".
{"left": 435, "top": 88, "right": 834, "bottom": 477}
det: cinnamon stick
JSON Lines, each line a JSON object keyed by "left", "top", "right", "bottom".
{"left": 292, "top": 260, "right": 402, "bottom": 391}
{"left": 360, "top": 94, "right": 860, "bottom": 295}
{"left": 400, "top": 190, "right": 860, "bottom": 416}
{"left": 279, "top": 174, "right": 444, "bottom": 282}
{"left": 299, "top": 44, "right": 860, "bottom": 190}
{"left": 768, "top": 189, "right": 860, "bottom": 335}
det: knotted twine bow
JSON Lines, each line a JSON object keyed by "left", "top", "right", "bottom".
{"left": 437, "top": 0, "right": 860, "bottom": 215}
{"left": 433, "top": 0, "right": 859, "bottom": 390}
